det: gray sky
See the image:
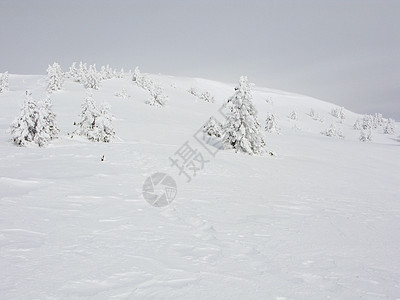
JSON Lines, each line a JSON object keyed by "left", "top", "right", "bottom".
{"left": 1, "top": 0, "right": 399, "bottom": 120}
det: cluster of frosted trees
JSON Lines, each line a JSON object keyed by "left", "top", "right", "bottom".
{"left": 68, "top": 62, "right": 123, "bottom": 90}
{"left": 9, "top": 62, "right": 117, "bottom": 147}
{"left": 10, "top": 91, "right": 115, "bottom": 147}
{"left": 132, "top": 67, "right": 168, "bottom": 107}
{"left": 353, "top": 113, "right": 395, "bottom": 141}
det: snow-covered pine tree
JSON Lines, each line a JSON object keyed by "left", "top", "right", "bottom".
{"left": 10, "top": 92, "right": 57, "bottom": 147}
{"left": 66, "top": 62, "right": 77, "bottom": 79}
{"left": 115, "top": 88, "right": 130, "bottom": 99}
{"left": 362, "top": 114, "right": 374, "bottom": 130}
{"left": 265, "top": 112, "right": 280, "bottom": 134}
{"left": 383, "top": 118, "right": 395, "bottom": 134}
{"left": 373, "top": 113, "right": 383, "bottom": 128}
{"left": 40, "top": 96, "right": 59, "bottom": 140}
{"left": 74, "top": 94, "right": 115, "bottom": 142}
{"left": 360, "top": 129, "right": 372, "bottom": 142}
{"left": 188, "top": 87, "right": 198, "bottom": 96}
{"left": 353, "top": 118, "right": 362, "bottom": 130}
{"left": 321, "top": 124, "right": 344, "bottom": 139}
{"left": 199, "top": 91, "right": 215, "bottom": 103}
{"left": 84, "top": 65, "right": 100, "bottom": 89}
{"left": 74, "top": 93, "right": 99, "bottom": 140}
{"left": 0, "top": 71, "right": 9, "bottom": 93}
{"left": 76, "top": 61, "right": 88, "bottom": 83}
{"left": 289, "top": 111, "right": 297, "bottom": 120}
{"left": 203, "top": 117, "right": 222, "bottom": 138}
{"left": 46, "top": 63, "right": 64, "bottom": 92}
{"left": 132, "top": 66, "right": 143, "bottom": 85}
{"left": 331, "top": 107, "right": 345, "bottom": 122}
{"left": 10, "top": 92, "right": 38, "bottom": 146}
{"left": 147, "top": 83, "right": 167, "bottom": 107}
{"left": 223, "top": 76, "right": 265, "bottom": 155}
{"left": 94, "top": 103, "right": 115, "bottom": 142}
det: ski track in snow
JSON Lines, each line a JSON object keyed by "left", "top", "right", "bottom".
{"left": 0, "top": 74, "right": 399, "bottom": 299}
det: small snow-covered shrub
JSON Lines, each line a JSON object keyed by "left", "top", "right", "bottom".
{"left": 188, "top": 87, "right": 198, "bottom": 96}
{"left": 132, "top": 66, "right": 168, "bottom": 107}
{"left": 10, "top": 93, "right": 58, "bottom": 147}
{"left": 353, "top": 118, "right": 362, "bottom": 130}
{"left": 47, "top": 63, "right": 64, "bottom": 92}
{"left": 73, "top": 93, "right": 115, "bottom": 142}
{"left": 331, "top": 107, "right": 345, "bottom": 122}
{"left": 321, "top": 124, "right": 344, "bottom": 139}
{"left": 0, "top": 71, "right": 9, "bottom": 93}
{"left": 115, "top": 88, "right": 130, "bottom": 99}
{"left": 147, "top": 83, "right": 168, "bottom": 107}
{"left": 309, "top": 108, "right": 323, "bottom": 122}
{"left": 265, "top": 112, "right": 280, "bottom": 134}
{"left": 189, "top": 88, "right": 215, "bottom": 103}
{"left": 203, "top": 117, "right": 223, "bottom": 138}
{"left": 359, "top": 129, "right": 372, "bottom": 142}
{"left": 265, "top": 96, "right": 273, "bottom": 104}
{"left": 199, "top": 91, "right": 215, "bottom": 103}
{"left": 288, "top": 111, "right": 297, "bottom": 120}
{"left": 383, "top": 118, "right": 395, "bottom": 135}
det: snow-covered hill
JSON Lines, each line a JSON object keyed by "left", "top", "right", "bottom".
{"left": 1, "top": 72, "right": 399, "bottom": 299}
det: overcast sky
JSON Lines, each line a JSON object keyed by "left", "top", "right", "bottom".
{"left": 1, "top": 0, "right": 399, "bottom": 119}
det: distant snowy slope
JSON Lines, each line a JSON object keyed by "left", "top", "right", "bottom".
{"left": 0, "top": 72, "right": 399, "bottom": 299}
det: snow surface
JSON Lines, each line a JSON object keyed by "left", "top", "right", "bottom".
{"left": 1, "top": 74, "right": 400, "bottom": 299}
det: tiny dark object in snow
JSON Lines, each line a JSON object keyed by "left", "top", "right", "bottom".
{"left": 101, "top": 155, "right": 105, "bottom": 161}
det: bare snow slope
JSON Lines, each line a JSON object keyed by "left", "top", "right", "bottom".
{"left": 1, "top": 74, "right": 400, "bottom": 299}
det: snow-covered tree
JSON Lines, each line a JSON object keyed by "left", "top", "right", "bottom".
{"left": 199, "top": 91, "right": 215, "bottom": 103}
{"left": 132, "top": 66, "right": 143, "bottom": 85}
{"left": 309, "top": 108, "right": 319, "bottom": 120}
{"left": 83, "top": 65, "right": 100, "bottom": 89}
{"left": 203, "top": 117, "right": 222, "bottom": 138}
{"left": 40, "top": 96, "right": 59, "bottom": 140}
{"left": 373, "top": 113, "right": 383, "bottom": 128}
{"left": 115, "top": 88, "right": 130, "bottom": 99}
{"left": 188, "top": 87, "right": 198, "bottom": 96}
{"left": 94, "top": 103, "right": 115, "bottom": 142}
{"left": 362, "top": 114, "right": 374, "bottom": 130}
{"left": 321, "top": 124, "right": 344, "bottom": 139}
{"left": 74, "top": 94, "right": 114, "bottom": 142}
{"left": 265, "top": 112, "right": 280, "bottom": 134}
{"left": 223, "top": 76, "right": 265, "bottom": 155}
{"left": 383, "top": 118, "right": 395, "bottom": 135}
{"left": 67, "top": 62, "right": 78, "bottom": 79}
{"left": 0, "top": 71, "right": 9, "bottom": 93}
{"left": 74, "top": 93, "right": 99, "bottom": 139}
{"left": 147, "top": 83, "right": 167, "bottom": 107}
{"left": 353, "top": 118, "right": 362, "bottom": 130}
{"left": 10, "top": 92, "right": 38, "bottom": 146}
{"left": 288, "top": 111, "right": 297, "bottom": 120}
{"left": 100, "top": 64, "right": 115, "bottom": 80}
{"left": 116, "top": 68, "right": 124, "bottom": 78}
{"left": 360, "top": 129, "right": 372, "bottom": 142}
{"left": 10, "top": 92, "right": 57, "bottom": 147}
{"left": 46, "top": 63, "right": 64, "bottom": 92}
{"left": 331, "top": 107, "right": 345, "bottom": 122}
